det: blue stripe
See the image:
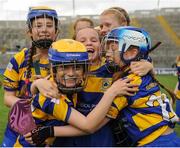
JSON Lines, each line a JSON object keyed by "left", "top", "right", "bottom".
{"left": 42, "top": 98, "right": 54, "bottom": 115}
{"left": 32, "top": 94, "right": 41, "bottom": 109}
{"left": 3, "top": 77, "right": 15, "bottom": 82}
{"left": 10, "top": 58, "right": 19, "bottom": 73}
{"left": 3, "top": 87, "right": 17, "bottom": 91}
{"left": 176, "top": 99, "right": 180, "bottom": 118}
{"left": 65, "top": 107, "right": 72, "bottom": 122}
{"left": 39, "top": 63, "right": 49, "bottom": 68}
{"left": 19, "top": 60, "right": 27, "bottom": 69}
{"left": 49, "top": 49, "right": 88, "bottom": 62}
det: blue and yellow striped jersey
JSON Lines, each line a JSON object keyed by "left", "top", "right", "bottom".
{"left": 3, "top": 48, "right": 49, "bottom": 98}
{"left": 2, "top": 48, "right": 50, "bottom": 147}
{"left": 71, "top": 62, "right": 115, "bottom": 146}
{"left": 32, "top": 91, "right": 77, "bottom": 125}
{"left": 15, "top": 91, "right": 77, "bottom": 147}
{"left": 107, "top": 73, "right": 178, "bottom": 146}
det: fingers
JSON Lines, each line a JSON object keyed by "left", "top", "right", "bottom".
{"left": 32, "top": 75, "right": 43, "bottom": 80}
{"left": 32, "top": 53, "right": 41, "bottom": 62}
{"left": 24, "top": 132, "right": 34, "bottom": 145}
{"left": 45, "top": 75, "right": 51, "bottom": 80}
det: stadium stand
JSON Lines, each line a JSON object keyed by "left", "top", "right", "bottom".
{"left": 0, "top": 8, "right": 180, "bottom": 72}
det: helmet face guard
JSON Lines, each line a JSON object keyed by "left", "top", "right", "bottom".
{"left": 52, "top": 61, "right": 89, "bottom": 94}
{"left": 27, "top": 6, "right": 59, "bottom": 49}
{"left": 103, "top": 26, "right": 152, "bottom": 68}
{"left": 49, "top": 39, "right": 89, "bottom": 95}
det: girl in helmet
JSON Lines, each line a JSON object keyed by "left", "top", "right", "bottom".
{"left": 102, "top": 26, "right": 180, "bottom": 146}
{"left": 18, "top": 39, "right": 138, "bottom": 146}
{"left": 1, "top": 6, "right": 59, "bottom": 147}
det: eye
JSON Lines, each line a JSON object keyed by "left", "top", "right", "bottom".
{"left": 75, "top": 64, "right": 83, "bottom": 70}
{"left": 57, "top": 65, "right": 64, "bottom": 71}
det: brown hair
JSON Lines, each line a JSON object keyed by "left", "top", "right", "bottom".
{"left": 73, "top": 17, "right": 94, "bottom": 31}
{"left": 100, "top": 9, "right": 127, "bottom": 26}
{"left": 19, "top": 46, "right": 36, "bottom": 98}
{"left": 72, "top": 18, "right": 94, "bottom": 39}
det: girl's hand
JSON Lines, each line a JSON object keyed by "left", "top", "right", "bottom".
{"left": 107, "top": 78, "right": 139, "bottom": 97}
{"left": 31, "top": 77, "right": 59, "bottom": 98}
{"left": 24, "top": 132, "right": 34, "bottom": 145}
{"left": 130, "top": 60, "right": 153, "bottom": 76}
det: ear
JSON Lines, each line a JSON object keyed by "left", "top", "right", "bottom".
{"left": 124, "top": 48, "right": 138, "bottom": 60}
{"left": 131, "top": 48, "right": 138, "bottom": 56}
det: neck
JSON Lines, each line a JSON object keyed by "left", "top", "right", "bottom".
{"left": 36, "top": 48, "right": 48, "bottom": 59}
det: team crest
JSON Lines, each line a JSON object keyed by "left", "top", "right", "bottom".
{"left": 101, "top": 78, "right": 112, "bottom": 91}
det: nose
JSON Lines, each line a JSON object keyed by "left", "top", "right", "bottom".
{"left": 105, "top": 50, "right": 113, "bottom": 61}
{"left": 84, "top": 39, "right": 92, "bottom": 46}
{"left": 100, "top": 26, "right": 108, "bottom": 37}
{"left": 41, "top": 24, "right": 47, "bottom": 32}
{"left": 66, "top": 66, "right": 74, "bottom": 76}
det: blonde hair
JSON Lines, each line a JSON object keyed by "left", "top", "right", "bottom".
{"left": 109, "top": 6, "right": 130, "bottom": 25}
{"left": 101, "top": 9, "right": 127, "bottom": 26}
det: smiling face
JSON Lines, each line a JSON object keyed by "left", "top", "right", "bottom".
{"left": 56, "top": 63, "right": 84, "bottom": 88}
{"left": 75, "top": 28, "right": 101, "bottom": 64}
{"left": 29, "top": 17, "right": 58, "bottom": 43}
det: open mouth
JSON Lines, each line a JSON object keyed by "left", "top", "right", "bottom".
{"left": 87, "top": 48, "right": 95, "bottom": 53}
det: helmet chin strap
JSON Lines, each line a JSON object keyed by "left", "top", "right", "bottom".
{"left": 57, "top": 82, "right": 83, "bottom": 95}
{"left": 32, "top": 39, "right": 53, "bottom": 49}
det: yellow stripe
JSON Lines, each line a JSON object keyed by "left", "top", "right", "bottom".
{"left": 156, "top": 15, "right": 180, "bottom": 46}
{"left": 138, "top": 125, "right": 168, "bottom": 146}
{"left": 53, "top": 97, "right": 69, "bottom": 121}
{"left": 84, "top": 76, "right": 112, "bottom": 93}
{"left": 14, "top": 135, "right": 23, "bottom": 147}
{"left": 132, "top": 113, "right": 163, "bottom": 132}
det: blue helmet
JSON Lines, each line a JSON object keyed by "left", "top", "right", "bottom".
{"left": 49, "top": 39, "right": 89, "bottom": 94}
{"left": 27, "top": 6, "right": 59, "bottom": 49}
{"left": 27, "top": 6, "right": 58, "bottom": 26}
{"left": 105, "top": 26, "right": 152, "bottom": 64}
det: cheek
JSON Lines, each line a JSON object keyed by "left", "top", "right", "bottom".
{"left": 114, "top": 54, "right": 121, "bottom": 64}
{"left": 56, "top": 71, "right": 63, "bottom": 80}
{"left": 77, "top": 71, "right": 84, "bottom": 78}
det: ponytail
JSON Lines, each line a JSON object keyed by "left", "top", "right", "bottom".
{"left": 19, "top": 45, "right": 35, "bottom": 98}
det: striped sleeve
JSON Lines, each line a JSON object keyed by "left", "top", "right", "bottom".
{"left": 3, "top": 49, "right": 27, "bottom": 91}
{"left": 106, "top": 96, "right": 128, "bottom": 119}
{"left": 33, "top": 94, "right": 72, "bottom": 122}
